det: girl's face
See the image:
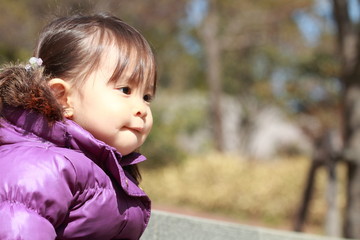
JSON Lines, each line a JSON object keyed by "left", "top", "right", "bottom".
{"left": 67, "top": 48, "right": 154, "bottom": 156}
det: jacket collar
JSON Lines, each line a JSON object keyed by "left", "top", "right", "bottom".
{"left": 0, "top": 106, "right": 147, "bottom": 167}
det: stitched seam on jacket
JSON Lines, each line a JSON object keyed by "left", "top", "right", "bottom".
{"left": 70, "top": 187, "right": 114, "bottom": 212}
{"left": 49, "top": 149, "right": 113, "bottom": 195}
{"left": 75, "top": 187, "right": 114, "bottom": 203}
{"left": 0, "top": 200, "right": 44, "bottom": 218}
{"left": 0, "top": 118, "right": 55, "bottom": 145}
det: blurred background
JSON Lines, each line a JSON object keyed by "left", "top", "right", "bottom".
{"left": 1, "top": 0, "right": 360, "bottom": 238}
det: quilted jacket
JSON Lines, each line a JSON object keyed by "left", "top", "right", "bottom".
{"left": 0, "top": 107, "right": 151, "bottom": 240}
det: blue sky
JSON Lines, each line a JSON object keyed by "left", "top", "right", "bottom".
{"left": 295, "top": 0, "right": 360, "bottom": 46}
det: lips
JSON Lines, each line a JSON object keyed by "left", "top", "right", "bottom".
{"left": 124, "top": 126, "right": 144, "bottom": 133}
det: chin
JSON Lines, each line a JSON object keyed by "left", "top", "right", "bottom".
{"left": 118, "top": 146, "right": 138, "bottom": 156}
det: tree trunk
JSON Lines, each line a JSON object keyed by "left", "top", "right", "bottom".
{"left": 325, "top": 157, "right": 340, "bottom": 237}
{"left": 332, "top": 0, "right": 360, "bottom": 238}
{"left": 200, "top": 0, "right": 224, "bottom": 151}
{"left": 342, "top": 85, "right": 360, "bottom": 238}
{"left": 293, "top": 159, "right": 321, "bottom": 232}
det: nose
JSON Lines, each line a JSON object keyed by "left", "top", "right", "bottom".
{"left": 133, "top": 98, "right": 148, "bottom": 118}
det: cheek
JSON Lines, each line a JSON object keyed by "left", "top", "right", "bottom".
{"left": 146, "top": 111, "right": 153, "bottom": 133}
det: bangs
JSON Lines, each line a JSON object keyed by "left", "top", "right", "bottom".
{"left": 109, "top": 39, "right": 157, "bottom": 94}
{"left": 73, "top": 21, "right": 157, "bottom": 94}
{"left": 103, "top": 26, "right": 157, "bottom": 94}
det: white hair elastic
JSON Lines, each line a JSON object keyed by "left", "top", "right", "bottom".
{"left": 25, "top": 57, "right": 43, "bottom": 71}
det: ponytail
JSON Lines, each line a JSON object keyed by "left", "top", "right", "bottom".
{"left": 0, "top": 64, "right": 63, "bottom": 122}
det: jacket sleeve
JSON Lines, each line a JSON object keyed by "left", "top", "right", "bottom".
{"left": 0, "top": 145, "right": 78, "bottom": 240}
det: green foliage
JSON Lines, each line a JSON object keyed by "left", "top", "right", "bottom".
{"left": 298, "top": 50, "right": 340, "bottom": 79}
{"left": 0, "top": 0, "right": 339, "bottom": 110}
{"left": 0, "top": 44, "right": 28, "bottom": 64}
{"left": 141, "top": 109, "right": 187, "bottom": 169}
{"left": 141, "top": 91, "right": 211, "bottom": 168}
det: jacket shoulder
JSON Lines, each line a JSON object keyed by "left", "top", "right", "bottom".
{"left": 0, "top": 142, "right": 119, "bottom": 238}
{"left": 1, "top": 141, "right": 111, "bottom": 188}
{"left": 0, "top": 142, "right": 113, "bottom": 225}
{"left": 0, "top": 143, "right": 78, "bottom": 224}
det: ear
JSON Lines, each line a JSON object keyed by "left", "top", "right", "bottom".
{"left": 48, "top": 78, "right": 74, "bottom": 118}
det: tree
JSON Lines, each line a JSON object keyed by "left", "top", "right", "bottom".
{"left": 193, "top": 0, "right": 313, "bottom": 152}
{"left": 199, "top": 0, "right": 224, "bottom": 151}
{"left": 332, "top": 0, "right": 360, "bottom": 238}
{"left": 296, "top": 0, "right": 360, "bottom": 238}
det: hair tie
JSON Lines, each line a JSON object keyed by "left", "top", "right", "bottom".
{"left": 25, "top": 57, "right": 43, "bottom": 71}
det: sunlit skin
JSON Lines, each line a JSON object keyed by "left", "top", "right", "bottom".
{"left": 66, "top": 46, "right": 154, "bottom": 156}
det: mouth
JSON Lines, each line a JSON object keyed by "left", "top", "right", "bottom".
{"left": 123, "top": 126, "right": 144, "bottom": 134}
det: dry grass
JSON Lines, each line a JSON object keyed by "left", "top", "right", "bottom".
{"left": 140, "top": 153, "right": 346, "bottom": 234}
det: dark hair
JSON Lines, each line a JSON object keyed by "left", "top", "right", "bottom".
{"left": 35, "top": 13, "right": 157, "bottom": 92}
{"left": 0, "top": 65, "right": 63, "bottom": 122}
{"left": 0, "top": 13, "right": 157, "bottom": 182}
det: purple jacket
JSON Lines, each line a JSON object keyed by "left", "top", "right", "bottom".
{"left": 0, "top": 107, "right": 151, "bottom": 240}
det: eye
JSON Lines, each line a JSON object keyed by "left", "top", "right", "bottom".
{"left": 143, "top": 94, "right": 153, "bottom": 103}
{"left": 118, "top": 87, "right": 132, "bottom": 95}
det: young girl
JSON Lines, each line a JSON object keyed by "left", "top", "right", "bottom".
{"left": 0, "top": 13, "right": 156, "bottom": 240}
